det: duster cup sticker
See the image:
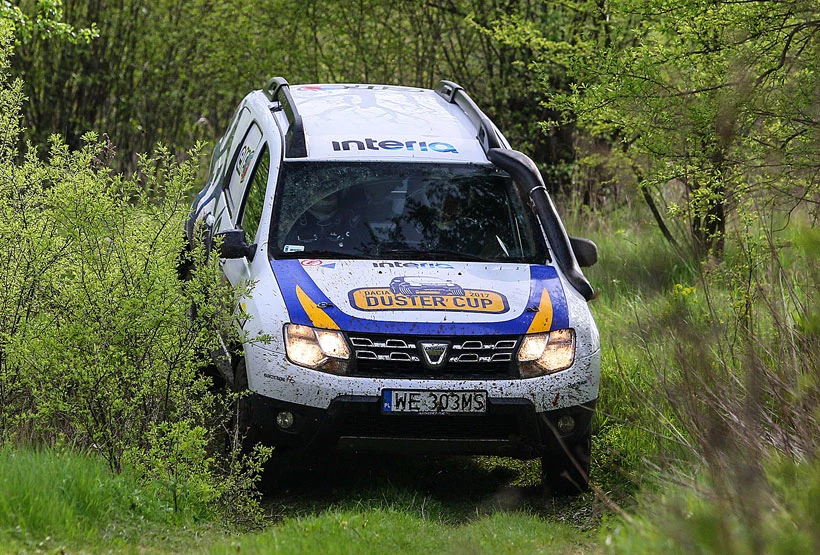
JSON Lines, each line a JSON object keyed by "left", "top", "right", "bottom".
{"left": 349, "top": 276, "right": 509, "bottom": 314}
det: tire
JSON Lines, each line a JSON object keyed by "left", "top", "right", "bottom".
{"left": 231, "top": 356, "right": 263, "bottom": 453}
{"left": 541, "top": 430, "right": 591, "bottom": 496}
{"left": 231, "top": 356, "right": 285, "bottom": 493}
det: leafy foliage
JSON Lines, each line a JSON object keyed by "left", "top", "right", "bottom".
{"left": 0, "top": 23, "right": 265, "bottom": 525}
{"left": 553, "top": 0, "right": 820, "bottom": 255}
{"left": 0, "top": 0, "right": 97, "bottom": 44}
{"left": 9, "top": 0, "right": 585, "bottom": 179}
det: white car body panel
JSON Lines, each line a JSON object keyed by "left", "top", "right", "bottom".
{"left": 290, "top": 85, "right": 490, "bottom": 162}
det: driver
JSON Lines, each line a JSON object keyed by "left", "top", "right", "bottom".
{"left": 285, "top": 190, "right": 366, "bottom": 251}
{"left": 429, "top": 187, "right": 507, "bottom": 258}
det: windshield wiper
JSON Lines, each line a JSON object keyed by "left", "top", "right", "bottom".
{"left": 376, "top": 248, "right": 491, "bottom": 262}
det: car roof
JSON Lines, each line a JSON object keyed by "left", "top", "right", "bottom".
{"left": 285, "top": 84, "right": 490, "bottom": 163}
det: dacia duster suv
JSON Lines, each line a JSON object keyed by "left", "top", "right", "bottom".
{"left": 185, "top": 78, "right": 600, "bottom": 494}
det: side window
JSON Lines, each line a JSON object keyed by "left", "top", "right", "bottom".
{"left": 225, "top": 122, "right": 264, "bottom": 220}
{"left": 240, "top": 145, "right": 269, "bottom": 242}
{"left": 212, "top": 107, "right": 249, "bottom": 181}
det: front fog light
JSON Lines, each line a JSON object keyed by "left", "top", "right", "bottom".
{"left": 517, "top": 329, "right": 576, "bottom": 378}
{"left": 556, "top": 415, "right": 576, "bottom": 434}
{"left": 284, "top": 324, "right": 350, "bottom": 374}
{"left": 276, "top": 411, "right": 295, "bottom": 430}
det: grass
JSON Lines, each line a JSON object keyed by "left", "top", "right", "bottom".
{"left": 248, "top": 453, "right": 601, "bottom": 553}
{"left": 0, "top": 445, "right": 223, "bottom": 553}
{"left": 209, "top": 509, "right": 585, "bottom": 554}
{"left": 0, "top": 448, "right": 599, "bottom": 553}
{"left": 580, "top": 204, "right": 820, "bottom": 552}
{"left": 0, "top": 446, "right": 126, "bottom": 548}
{"left": 565, "top": 202, "right": 700, "bottom": 496}
{"left": 222, "top": 454, "right": 593, "bottom": 554}
{"left": 603, "top": 456, "right": 820, "bottom": 554}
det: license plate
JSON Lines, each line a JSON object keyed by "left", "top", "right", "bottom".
{"left": 381, "top": 389, "right": 487, "bottom": 414}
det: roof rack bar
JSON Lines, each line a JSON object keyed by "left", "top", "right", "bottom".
{"left": 264, "top": 77, "right": 308, "bottom": 158}
{"left": 435, "top": 80, "right": 502, "bottom": 154}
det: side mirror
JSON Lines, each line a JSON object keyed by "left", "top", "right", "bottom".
{"left": 570, "top": 236, "right": 598, "bottom": 268}
{"left": 214, "top": 229, "right": 256, "bottom": 261}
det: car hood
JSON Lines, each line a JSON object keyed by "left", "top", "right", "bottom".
{"left": 270, "top": 258, "right": 569, "bottom": 336}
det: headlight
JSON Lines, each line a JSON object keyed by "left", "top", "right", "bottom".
{"left": 517, "top": 329, "right": 575, "bottom": 378}
{"left": 284, "top": 324, "right": 351, "bottom": 375}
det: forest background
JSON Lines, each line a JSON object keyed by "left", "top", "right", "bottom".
{"left": 1, "top": 0, "right": 819, "bottom": 552}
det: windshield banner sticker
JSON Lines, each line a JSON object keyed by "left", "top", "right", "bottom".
{"left": 348, "top": 276, "right": 509, "bottom": 314}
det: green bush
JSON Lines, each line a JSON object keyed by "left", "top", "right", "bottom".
{"left": 0, "top": 20, "right": 265, "bottom": 527}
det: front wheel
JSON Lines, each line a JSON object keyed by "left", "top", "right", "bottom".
{"left": 231, "top": 356, "right": 264, "bottom": 453}
{"left": 541, "top": 430, "right": 591, "bottom": 496}
{"left": 230, "top": 356, "right": 286, "bottom": 492}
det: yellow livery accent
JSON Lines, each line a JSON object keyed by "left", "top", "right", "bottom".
{"left": 526, "top": 288, "right": 553, "bottom": 333}
{"left": 296, "top": 285, "right": 340, "bottom": 330}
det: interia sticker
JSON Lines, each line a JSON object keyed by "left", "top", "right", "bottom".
{"left": 348, "top": 276, "right": 509, "bottom": 314}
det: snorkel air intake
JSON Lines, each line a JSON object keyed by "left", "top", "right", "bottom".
{"left": 488, "top": 148, "right": 595, "bottom": 301}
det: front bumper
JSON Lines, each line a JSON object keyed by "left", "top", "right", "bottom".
{"left": 248, "top": 393, "right": 596, "bottom": 459}
{"left": 247, "top": 343, "right": 601, "bottom": 414}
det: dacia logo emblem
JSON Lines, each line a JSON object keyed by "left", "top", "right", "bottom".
{"left": 418, "top": 341, "right": 450, "bottom": 369}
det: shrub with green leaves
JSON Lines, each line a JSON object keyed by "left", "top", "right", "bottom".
{"left": 0, "top": 20, "right": 264, "bottom": 525}
{"left": 2, "top": 136, "right": 205, "bottom": 465}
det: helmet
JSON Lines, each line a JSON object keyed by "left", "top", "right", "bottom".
{"left": 308, "top": 191, "right": 340, "bottom": 221}
{"left": 435, "top": 187, "right": 463, "bottom": 230}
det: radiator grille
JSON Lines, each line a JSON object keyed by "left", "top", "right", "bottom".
{"left": 347, "top": 333, "right": 520, "bottom": 379}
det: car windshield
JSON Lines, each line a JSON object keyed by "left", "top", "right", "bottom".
{"left": 270, "top": 161, "right": 548, "bottom": 263}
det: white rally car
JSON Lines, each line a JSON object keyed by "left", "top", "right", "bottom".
{"left": 184, "top": 78, "right": 600, "bottom": 494}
